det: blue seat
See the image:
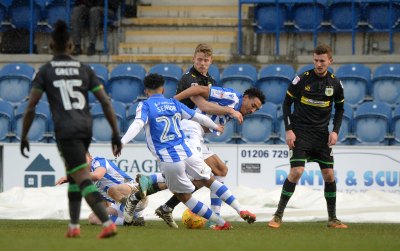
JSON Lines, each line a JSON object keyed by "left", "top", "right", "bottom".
{"left": 335, "top": 64, "right": 371, "bottom": 106}
{"left": 149, "top": 64, "right": 182, "bottom": 98}
{"left": 238, "top": 102, "right": 277, "bottom": 144}
{"left": 91, "top": 100, "right": 126, "bottom": 142}
{"left": 292, "top": 0, "right": 328, "bottom": 31}
{"left": 0, "top": 99, "right": 14, "bottom": 141}
{"left": 39, "top": 0, "right": 70, "bottom": 30}
{"left": 125, "top": 102, "right": 146, "bottom": 143}
{"left": 364, "top": 0, "right": 400, "bottom": 31}
{"left": 256, "top": 64, "right": 295, "bottom": 105}
{"left": 329, "top": 0, "right": 363, "bottom": 31}
{"left": 353, "top": 101, "right": 392, "bottom": 145}
{"left": 254, "top": 1, "right": 289, "bottom": 33}
{"left": 220, "top": 64, "right": 257, "bottom": 94}
{"left": 392, "top": 105, "right": 400, "bottom": 145}
{"left": 0, "top": 63, "right": 35, "bottom": 105}
{"left": 297, "top": 64, "right": 334, "bottom": 75}
{"left": 205, "top": 120, "right": 236, "bottom": 144}
{"left": 371, "top": 64, "right": 400, "bottom": 105}
{"left": 15, "top": 100, "right": 50, "bottom": 142}
{"left": 108, "top": 64, "right": 146, "bottom": 103}
{"left": 9, "top": 0, "right": 41, "bottom": 29}
{"left": 88, "top": 63, "right": 109, "bottom": 105}
{"left": 329, "top": 102, "right": 353, "bottom": 145}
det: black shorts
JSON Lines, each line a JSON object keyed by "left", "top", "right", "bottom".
{"left": 56, "top": 138, "right": 91, "bottom": 174}
{"left": 290, "top": 129, "right": 334, "bottom": 169}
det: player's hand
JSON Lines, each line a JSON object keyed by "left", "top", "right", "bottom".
{"left": 55, "top": 176, "right": 68, "bottom": 185}
{"left": 215, "top": 125, "right": 225, "bottom": 134}
{"left": 285, "top": 130, "right": 296, "bottom": 149}
{"left": 20, "top": 138, "right": 30, "bottom": 158}
{"left": 328, "top": 131, "right": 338, "bottom": 146}
{"left": 230, "top": 109, "right": 243, "bottom": 124}
{"left": 112, "top": 134, "right": 122, "bottom": 157}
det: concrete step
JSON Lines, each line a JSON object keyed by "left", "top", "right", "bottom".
{"left": 124, "top": 17, "right": 244, "bottom": 27}
{"left": 118, "top": 42, "right": 233, "bottom": 55}
{"left": 111, "top": 54, "right": 231, "bottom": 64}
{"left": 125, "top": 30, "right": 237, "bottom": 43}
{"left": 137, "top": 5, "right": 249, "bottom": 18}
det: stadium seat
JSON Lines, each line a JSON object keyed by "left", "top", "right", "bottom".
{"left": 15, "top": 100, "right": 50, "bottom": 142}
{"left": 292, "top": 0, "right": 328, "bottom": 31}
{"left": 0, "top": 1, "right": 7, "bottom": 30}
{"left": 329, "top": 102, "right": 353, "bottom": 145}
{"left": 353, "top": 101, "right": 392, "bottom": 145}
{"left": 297, "top": 64, "right": 334, "bottom": 76}
{"left": 392, "top": 105, "right": 400, "bottom": 145}
{"left": 371, "top": 64, "right": 400, "bottom": 105}
{"left": 335, "top": 64, "right": 371, "bottom": 106}
{"left": 205, "top": 119, "right": 237, "bottom": 144}
{"left": 237, "top": 102, "right": 277, "bottom": 144}
{"left": 9, "top": 0, "right": 41, "bottom": 30}
{"left": 91, "top": 100, "right": 126, "bottom": 142}
{"left": 38, "top": 0, "right": 70, "bottom": 30}
{"left": 88, "top": 63, "right": 109, "bottom": 105}
{"left": 0, "top": 63, "right": 35, "bottom": 105}
{"left": 256, "top": 64, "right": 295, "bottom": 105}
{"left": 364, "top": 0, "right": 400, "bottom": 31}
{"left": 254, "top": 1, "right": 289, "bottom": 33}
{"left": 124, "top": 102, "right": 146, "bottom": 143}
{"left": 149, "top": 64, "right": 182, "bottom": 98}
{"left": 329, "top": 0, "right": 363, "bottom": 31}
{"left": 0, "top": 99, "right": 15, "bottom": 141}
{"left": 220, "top": 64, "right": 257, "bottom": 94}
{"left": 108, "top": 64, "right": 146, "bottom": 103}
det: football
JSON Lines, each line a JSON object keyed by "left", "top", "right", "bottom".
{"left": 181, "top": 208, "right": 206, "bottom": 229}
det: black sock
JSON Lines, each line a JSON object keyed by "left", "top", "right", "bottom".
{"left": 147, "top": 183, "right": 161, "bottom": 196}
{"left": 68, "top": 180, "right": 82, "bottom": 225}
{"left": 324, "top": 181, "right": 337, "bottom": 219}
{"left": 79, "top": 179, "right": 109, "bottom": 223}
{"left": 165, "top": 195, "right": 181, "bottom": 209}
{"left": 275, "top": 178, "right": 297, "bottom": 217}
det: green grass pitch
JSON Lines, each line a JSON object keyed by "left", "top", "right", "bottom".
{"left": 0, "top": 220, "right": 399, "bottom": 251}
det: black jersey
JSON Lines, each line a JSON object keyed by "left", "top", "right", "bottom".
{"left": 32, "top": 55, "right": 103, "bottom": 139}
{"left": 176, "top": 66, "right": 216, "bottom": 109}
{"left": 283, "top": 70, "right": 345, "bottom": 133}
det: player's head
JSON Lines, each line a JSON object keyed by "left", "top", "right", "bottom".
{"left": 50, "top": 20, "right": 72, "bottom": 55}
{"left": 144, "top": 73, "right": 165, "bottom": 95}
{"left": 240, "top": 88, "right": 265, "bottom": 116}
{"left": 313, "top": 44, "right": 333, "bottom": 77}
{"left": 192, "top": 43, "right": 213, "bottom": 76}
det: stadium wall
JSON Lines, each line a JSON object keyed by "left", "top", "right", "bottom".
{"left": 1, "top": 143, "right": 399, "bottom": 194}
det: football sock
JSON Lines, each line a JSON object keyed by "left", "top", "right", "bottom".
{"left": 210, "top": 180, "right": 241, "bottom": 214}
{"left": 147, "top": 173, "right": 164, "bottom": 195}
{"left": 79, "top": 179, "right": 109, "bottom": 223}
{"left": 210, "top": 176, "right": 224, "bottom": 215}
{"left": 67, "top": 180, "right": 82, "bottom": 225}
{"left": 185, "top": 197, "right": 225, "bottom": 226}
{"left": 324, "top": 181, "right": 337, "bottom": 219}
{"left": 165, "top": 195, "right": 181, "bottom": 210}
{"left": 275, "top": 178, "right": 296, "bottom": 217}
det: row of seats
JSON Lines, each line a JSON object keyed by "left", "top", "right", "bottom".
{"left": 0, "top": 0, "right": 73, "bottom": 31}
{"left": 254, "top": 0, "right": 400, "bottom": 33}
{"left": 1, "top": 99, "right": 399, "bottom": 145}
{"left": 1, "top": 62, "right": 399, "bottom": 109}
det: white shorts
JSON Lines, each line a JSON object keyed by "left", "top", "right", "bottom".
{"left": 160, "top": 154, "right": 212, "bottom": 194}
{"left": 181, "top": 119, "right": 215, "bottom": 159}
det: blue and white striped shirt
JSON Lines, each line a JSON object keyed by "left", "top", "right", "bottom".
{"left": 135, "top": 94, "right": 196, "bottom": 163}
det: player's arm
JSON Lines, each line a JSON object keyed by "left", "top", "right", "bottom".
{"left": 283, "top": 77, "right": 299, "bottom": 149}
{"left": 121, "top": 119, "right": 145, "bottom": 145}
{"left": 90, "top": 166, "right": 107, "bottom": 181}
{"left": 20, "top": 88, "right": 43, "bottom": 158}
{"left": 174, "top": 85, "right": 210, "bottom": 101}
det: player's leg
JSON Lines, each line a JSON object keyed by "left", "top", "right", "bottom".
{"left": 268, "top": 145, "right": 307, "bottom": 228}
{"left": 59, "top": 139, "right": 116, "bottom": 238}
{"left": 318, "top": 147, "right": 348, "bottom": 229}
{"left": 107, "top": 183, "right": 133, "bottom": 204}
{"left": 165, "top": 159, "right": 231, "bottom": 230}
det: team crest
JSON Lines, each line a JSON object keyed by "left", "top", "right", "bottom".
{"left": 325, "top": 87, "right": 334, "bottom": 96}
{"left": 304, "top": 85, "right": 311, "bottom": 91}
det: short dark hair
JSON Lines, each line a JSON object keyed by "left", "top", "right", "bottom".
{"left": 51, "top": 20, "right": 70, "bottom": 52}
{"left": 244, "top": 87, "right": 266, "bottom": 104}
{"left": 313, "top": 44, "right": 333, "bottom": 59}
{"left": 144, "top": 73, "right": 165, "bottom": 90}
